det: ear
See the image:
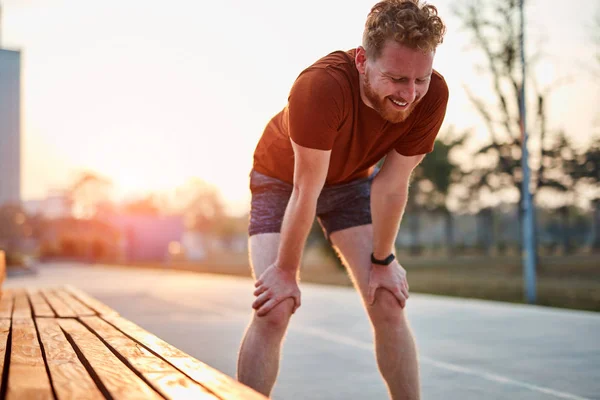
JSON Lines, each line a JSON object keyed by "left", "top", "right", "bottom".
{"left": 355, "top": 46, "right": 367, "bottom": 75}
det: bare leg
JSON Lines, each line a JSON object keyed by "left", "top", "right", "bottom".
{"left": 237, "top": 233, "right": 295, "bottom": 396}
{"left": 330, "top": 224, "right": 420, "bottom": 400}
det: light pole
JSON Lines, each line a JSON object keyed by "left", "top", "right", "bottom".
{"left": 519, "top": 0, "right": 537, "bottom": 304}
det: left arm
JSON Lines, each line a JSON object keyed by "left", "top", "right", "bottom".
{"left": 371, "top": 149, "right": 425, "bottom": 260}
{"left": 365, "top": 150, "right": 425, "bottom": 307}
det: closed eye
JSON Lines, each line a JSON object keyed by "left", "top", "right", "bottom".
{"left": 389, "top": 77, "right": 429, "bottom": 84}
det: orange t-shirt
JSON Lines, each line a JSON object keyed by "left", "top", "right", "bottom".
{"left": 252, "top": 49, "right": 449, "bottom": 185}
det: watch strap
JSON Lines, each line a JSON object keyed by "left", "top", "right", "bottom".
{"left": 371, "top": 252, "right": 395, "bottom": 265}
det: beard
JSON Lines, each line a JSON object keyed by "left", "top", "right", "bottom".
{"left": 363, "top": 73, "right": 419, "bottom": 124}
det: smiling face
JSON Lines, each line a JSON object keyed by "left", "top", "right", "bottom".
{"left": 356, "top": 40, "right": 434, "bottom": 123}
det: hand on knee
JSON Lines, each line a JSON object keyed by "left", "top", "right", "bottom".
{"left": 253, "top": 298, "right": 295, "bottom": 332}
{"left": 369, "top": 288, "right": 405, "bottom": 326}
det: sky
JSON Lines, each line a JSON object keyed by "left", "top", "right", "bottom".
{"left": 2, "top": 0, "right": 599, "bottom": 215}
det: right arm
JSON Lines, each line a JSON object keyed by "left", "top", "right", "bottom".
{"left": 276, "top": 140, "right": 331, "bottom": 273}
{"left": 253, "top": 68, "right": 342, "bottom": 316}
{"left": 252, "top": 140, "right": 330, "bottom": 316}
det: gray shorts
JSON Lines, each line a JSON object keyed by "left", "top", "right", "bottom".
{"left": 248, "top": 169, "right": 374, "bottom": 239}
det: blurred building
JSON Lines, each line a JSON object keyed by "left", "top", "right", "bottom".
{"left": 0, "top": 48, "right": 21, "bottom": 206}
{"left": 105, "top": 214, "right": 185, "bottom": 262}
{"left": 23, "top": 191, "right": 73, "bottom": 219}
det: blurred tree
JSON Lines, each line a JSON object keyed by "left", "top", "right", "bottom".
{"left": 0, "top": 204, "right": 27, "bottom": 250}
{"left": 174, "top": 179, "right": 225, "bottom": 233}
{"left": 574, "top": 136, "right": 600, "bottom": 250}
{"left": 122, "top": 195, "right": 161, "bottom": 216}
{"left": 536, "top": 132, "right": 580, "bottom": 253}
{"left": 68, "top": 171, "right": 113, "bottom": 219}
{"left": 452, "top": 0, "right": 530, "bottom": 215}
{"left": 410, "top": 128, "right": 469, "bottom": 255}
{"left": 0, "top": 204, "right": 44, "bottom": 265}
{"left": 452, "top": 0, "right": 574, "bottom": 255}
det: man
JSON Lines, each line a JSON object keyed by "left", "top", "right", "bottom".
{"left": 237, "top": 1, "right": 448, "bottom": 399}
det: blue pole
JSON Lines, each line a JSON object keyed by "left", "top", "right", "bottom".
{"left": 519, "top": 0, "right": 536, "bottom": 304}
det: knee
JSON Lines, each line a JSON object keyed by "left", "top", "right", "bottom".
{"left": 253, "top": 298, "right": 295, "bottom": 333}
{"left": 368, "top": 289, "right": 406, "bottom": 328}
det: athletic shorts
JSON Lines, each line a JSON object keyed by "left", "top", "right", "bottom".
{"left": 248, "top": 169, "right": 375, "bottom": 239}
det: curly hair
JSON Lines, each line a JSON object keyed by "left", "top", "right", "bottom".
{"left": 363, "top": 0, "right": 446, "bottom": 58}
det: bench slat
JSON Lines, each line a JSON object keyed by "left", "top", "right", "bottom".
{"left": 54, "top": 289, "right": 96, "bottom": 317}
{"left": 27, "top": 290, "right": 55, "bottom": 318}
{"left": 0, "top": 250, "right": 5, "bottom": 288}
{"left": 81, "top": 316, "right": 219, "bottom": 399}
{"left": 103, "top": 315, "right": 267, "bottom": 400}
{"left": 58, "top": 318, "right": 163, "bottom": 400}
{"left": 64, "top": 285, "right": 118, "bottom": 316}
{"left": 12, "top": 290, "right": 31, "bottom": 319}
{"left": 0, "top": 320, "right": 10, "bottom": 390}
{"left": 0, "top": 289, "right": 14, "bottom": 319}
{"left": 42, "top": 289, "right": 78, "bottom": 318}
{"left": 7, "top": 318, "right": 53, "bottom": 400}
{"left": 36, "top": 318, "right": 105, "bottom": 400}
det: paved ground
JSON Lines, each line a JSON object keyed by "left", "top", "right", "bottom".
{"left": 5, "top": 263, "right": 599, "bottom": 400}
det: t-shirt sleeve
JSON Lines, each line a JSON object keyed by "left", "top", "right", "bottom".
{"left": 287, "top": 69, "right": 345, "bottom": 150}
{"left": 394, "top": 76, "right": 449, "bottom": 156}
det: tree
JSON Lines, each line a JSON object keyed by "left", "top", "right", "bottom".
{"left": 536, "top": 132, "right": 580, "bottom": 253}
{"left": 68, "top": 172, "right": 113, "bottom": 219}
{"left": 452, "top": 0, "right": 574, "bottom": 255}
{"left": 451, "top": 0, "right": 526, "bottom": 220}
{"left": 174, "top": 179, "right": 225, "bottom": 233}
{"left": 573, "top": 136, "right": 600, "bottom": 251}
{"left": 122, "top": 195, "right": 161, "bottom": 216}
{"left": 411, "top": 128, "right": 469, "bottom": 255}
{"left": 0, "top": 204, "right": 27, "bottom": 251}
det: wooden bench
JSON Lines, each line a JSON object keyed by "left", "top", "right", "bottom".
{"left": 0, "top": 250, "right": 267, "bottom": 399}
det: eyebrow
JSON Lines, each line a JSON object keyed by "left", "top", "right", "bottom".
{"left": 382, "top": 70, "right": 432, "bottom": 80}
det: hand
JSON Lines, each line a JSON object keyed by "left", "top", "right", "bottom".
{"left": 367, "top": 259, "right": 410, "bottom": 308}
{"left": 253, "top": 264, "right": 301, "bottom": 317}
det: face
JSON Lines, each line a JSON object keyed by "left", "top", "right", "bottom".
{"left": 356, "top": 40, "right": 434, "bottom": 123}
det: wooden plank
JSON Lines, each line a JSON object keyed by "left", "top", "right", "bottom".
{"left": 12, "top": 290, "right": 31, "bottom": 319}
{"left": 63, "top": 285, "right": 118, "bottom": 316}
{"left": 81, "top": 316, "right": 219, "bottom": 399}
{"left": 0, "top": 320, "right": 11, "bottom": 390}
{"left": 0, "top": 250, "right": 5, "bottom": 288}
{"left": 103, "top": 314, "right": 267, "bottom": 400}
{"left": 27, "top": 289, "right": 55, "bottom": 318}
{"left": 42, "top": 289, "right": 77, "bottom": 318}
{"left": 36, "top": 318, "right": 104, "bottom": 400}
{"left": 53, "top": 288, "right": 95, "bottom": 317}
{"left": 0, "top": 289, "right": 14, "bottom": 319}
{"left": 57, "top": 318, "right": 162, "bottom": 400}
{"left": 7, "top": 318, "right": 53, "bottom": 400}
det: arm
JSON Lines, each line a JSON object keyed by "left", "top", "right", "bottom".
{"left": 252, "top": 140, "right": 330, "bottom": 316}
{"left": 371, "top": 149, "right": 425, "bottom": 259}
{"left": 366, "top": 149, "right": 425, "bottom": 307}
{"left": 276, "top": 140, "right": 331, "bottom": 272}
{"left": 253, "top": 68, "right": 341, "bottom": 316}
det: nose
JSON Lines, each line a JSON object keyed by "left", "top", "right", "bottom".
{"left": 398, "top": 82, "right": 416, "bottom": 104}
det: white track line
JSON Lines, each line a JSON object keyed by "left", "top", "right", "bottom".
{"left": 294, "top": 326, "right": 593, "bottom": 400}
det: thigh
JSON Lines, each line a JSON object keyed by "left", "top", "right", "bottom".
{"left": 328, "top": 224, "right": 374, "bottom": 300}
{"left": 248, "top": 233, "right": 280, "bottom": 280}
{"left": 330, "top": 225, "right": 407, "bottom": 322}
{"left": 316, "top": 177, "right": 372, "bottom": 240}
{"left": 248, "top": 169, "right": 292, "bottom": 237}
